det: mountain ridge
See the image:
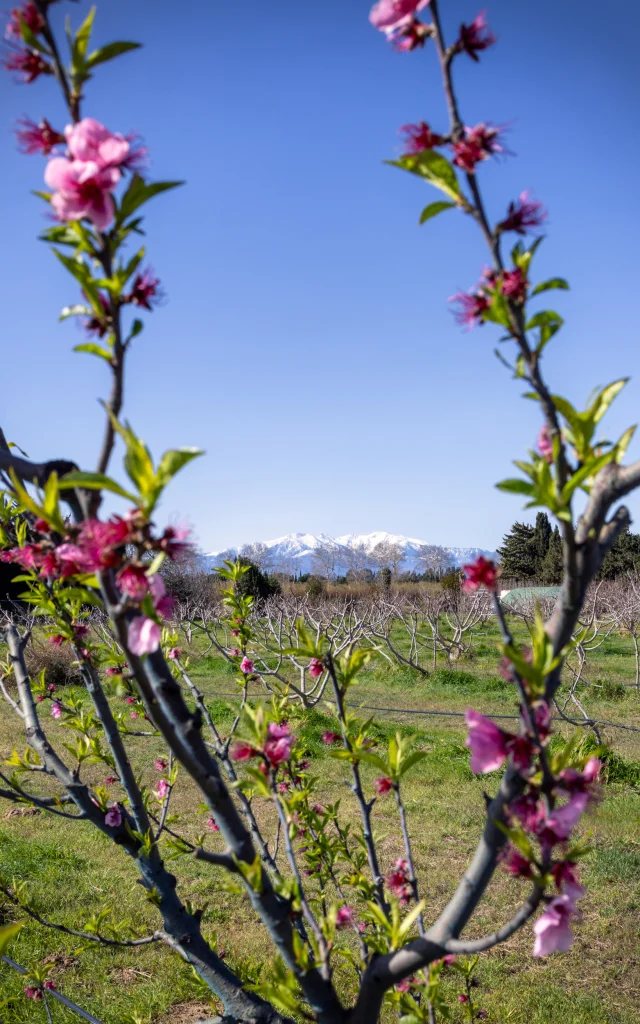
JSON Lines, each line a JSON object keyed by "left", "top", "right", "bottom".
{"left": 204, "top": 531, "right": 496, "bottom": 576}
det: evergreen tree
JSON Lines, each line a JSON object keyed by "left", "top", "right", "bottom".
{"left": 531, "top": 512, "right": 552, "bottom": 575}
{"left": 599, "top": 527, "right": 640, "bottom": 579}
{"left": 541, "top": 526, "right": 563, "bottom": 584}
{"left": 496, "top": 521, "right": 537, "bottom": 578}
{"left": 235, "top": 558, "right": 281, "bottom": 601}
{"left": 378, "top": 566, "right": 392, "bottom": 595}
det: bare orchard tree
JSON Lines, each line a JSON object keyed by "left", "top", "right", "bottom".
{"left": 311, "top": 539, "right": 343, "bottom": 580}
{"left": 371, "top": 539, "right": 406, "bottom": 577}
{"left": 415, "top": 544, "right": 455, "bottom": 577}
{"left": 603, "top": 574, "right": 640, "bottom": 690}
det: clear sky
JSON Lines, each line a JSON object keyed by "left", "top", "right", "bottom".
{"left": 1, "top": 0, "right": 639, "bottom": 554}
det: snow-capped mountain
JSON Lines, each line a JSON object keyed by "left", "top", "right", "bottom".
{"left": 204, "top": 531, "right": 495, "bottom": 576}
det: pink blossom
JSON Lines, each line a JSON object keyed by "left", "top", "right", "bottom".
{"left": 130, "top": 711, "right": 140, "bottom": 719}
{"left": 158, "top": 524, "right": 191, "bottom": 560}
{"left": 229, "top": 648, "right": 241, "bottom": 657}
{"left": 156, "top": 779, "right": 169, "bottom": 799}
{"left": 126, "top": 267, "right": 162, "bottom": 310}
{"left": 400, "top": 120, "right": 445, "bottom": 155}
{"left": 125, "top": 697, "right": 136, "bottom": 704}
{"left": 36, "top": 695, "right": 44, "bottom": 702}
{"left": 452, "top": 123, "right": 505, "bottom": 172}
{"left": 0, "top": 542, "right": 45, "bottom": 570}
{"left": 465, "top": 709, "right": 508, "bottom": 773}
{"left": 532, "top": 894, "right": 577, "bottom": 956}
{"left": 583, "top": 757, "right": 601, "bottom": 784}
{"left": 374, "top": 776, "right": 393, "bottom": 795}
{"left": 240, "top": 656, "right": 254, "bottom": 675}
{"left": 322, "top": 730, "right": 340, "bottom": 744}
{"left": 206, "top": 817, "right": 220, "bottom": 831}
{"left": 230, "top": 742, "right": 256, "bottom": 761}
{"left": 231, "top": 629, "right": 240, "bottom": 638}
{"left": 311, "top": 803, "right": 326, "bottom": 814}
{"left": 396, "top": 977, "right": 413, "bottom": 993}
{"left": 104, "top": 804, "right": 122, "bottom": 828}
{"left": 24, "top": 986, "right": 42, "bottom": 1000}
{"left": 453, "top": 10, "right": 496, "bottom": 61}
{"left": 167, "top": 647, "right": 182, "bottom": 660}
{"left": 49, "top": 634, "right": 66, "bottom": 647}
{"left": 498, "top": 191, "right": 547, "bottom": 235}
{"left": 501, "top": 845, "right": 533, "bottom": 878}
{"left": 44, "top": 157, "right": 120, "bottom": 231}
{"left": 336, "top": 905, "right": 355, "bottom": 929}
{"left": 539, "top": 792, "right": 589, "bottom": 845}
{"left": 308, "top": 657, "right": 324, "bottom": 678}
{"left": 154, "top": 758, "right": 168, "bottom": 771}
{"left": 15, "top": 117, "right": 65, "bottom": 155}
{"left": 369, "top": 0, "right": 429, "bottom": 33}
{"left": 5, "top": 3, "right": 43, "bottom": 41}
{"left": 449, "top": 289, "right": 490, "bottom": 329}
{"left": 551, "top": 860, "right": 582, "bottom": 893}
{"left": 533, "top": 700, "right": 552, "bottom": 739}
{"left": 501, "top": 267, "right": 528, "bottom": 303}
{"left": 390, "top": 18, "right": 431, "bottom": 50}
{"left": 538, "top": 425, "right": 554, "bottom": 464}
{"left": 386, "top": 858, "right": 412, "bottom": 905}
{"left": 128, "top": 615, "right": 161, "bottom": 656}
{"left": 47, "top": 683, "right": 56, "bottom": 693}
{"left": 458, "top": 994, "right": 469, "bottom": 1004}
{"left": 117, "top": 564, "right": 149, "bottom": 600}
{"left": 65, "top": 118, "right": 131, "bottom": 169}
{"left": 50, "top": 702, "right": 62, "bottom": 719}
{"left": 268, "top": 722, "right": 291, "bottom": 740}
{"left": 149, "top": 574, "right": 175, "bottom": 619}
{"left": 264, "top": 733, "right": 294, "bottom": 766}
{"left": 3, "top": 44, "right": 50, "bottom": 82}
{"left": 509, "top": 792, "right": 545, "bottom": 833}
{"left": 463, "top": 556, "right": 498, "bottom": 592}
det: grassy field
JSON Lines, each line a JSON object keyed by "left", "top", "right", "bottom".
{"left": 0, "top": 615, "right": 639, "bottom": 1024}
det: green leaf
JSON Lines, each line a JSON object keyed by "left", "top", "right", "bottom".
{"left": 18, "top": 18, "right": 50, "bottom": 55}
{"left": 495, "top": 478, "right": 537, "bottom": 496}
{"left": 0, "top": 920, "right": 25, "bottom": 955}
{"left": 52, "top": 250, "right": 104, "bottom": 317}
{"left": 58, "top": 471, "right": 138, "bottom": 503}
{"left": 419, "top": 201, "right": 456, "bottom": 224}
{"left": 73, "top": 6, "right": 96, "bottom": 62}
{"left": 86, "top": 41, "right": 141, "bottom": 69}
{"left": 117, "top": 176, "right": 184, "bottom": 226}
{"left": 73, "top": 343, "right": 113, "bottom": 361}
{"left": 531, "top": 278, "right": 570, "bottom": 296}
{"left": 128, "top": 319, "right": 144, "bottom": 340}
{"left": 157, "top": 447, "right": 204, "bottom": 487}
{"left": 387, "top": 151, "right": 461, "bottom": 202}
{"left": 590, "top": 378, "right": 628, "bottom": 425}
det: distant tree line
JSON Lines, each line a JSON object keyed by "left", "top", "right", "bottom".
{"left": 497, "top": 512, "right": 640, "bottom": 583}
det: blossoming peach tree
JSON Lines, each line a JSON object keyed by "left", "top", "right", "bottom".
{"left": 0, "top": 1, "right": 637, "bottom": 1021}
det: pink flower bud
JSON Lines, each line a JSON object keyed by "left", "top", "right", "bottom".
{"left": 50, "top": 702, "right": 62, "bottom": 719}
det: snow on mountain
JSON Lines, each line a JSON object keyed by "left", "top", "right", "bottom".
{"left": 204, "top": 531, "right": 495, "bottom": 576}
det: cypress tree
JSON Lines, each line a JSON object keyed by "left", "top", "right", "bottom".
{"left": 599, "top": 527, "right": 640, "bottom": 579}
{"left": 541, "top": 526, "right": 563, "bottom": 584}
{"left": 496, "top": 522, "right": 537, "bottom": 578}
{"left": 531, "top": 512, "right": 552, "bottom": 575}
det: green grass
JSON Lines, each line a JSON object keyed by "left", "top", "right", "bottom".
{"left": 1, "top": 618, "right": 639, "bottom": 1023}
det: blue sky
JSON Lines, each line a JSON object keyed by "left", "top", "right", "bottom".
{"left": 1, "top": 0, "right": 639, "bottom": 553}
